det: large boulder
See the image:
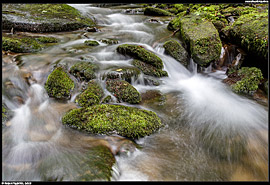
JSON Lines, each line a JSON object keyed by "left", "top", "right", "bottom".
{"left": 62, "top": 104, "right": 162, "bottom": 139}
{"left": 2, "top": 4, "right": 95, "bottom": 32}
{"left": 179, "top": 14, "right": 222, "bottom": 67}
{"left": 163, "top": 40, "right": 189, "bottom": 67}
{"left": 116, "top": 44, "right": 164, "bottom": 69}
{"left": 106, "top": 79, "right": 141, "bottom": 104}
{"left": 45, "top": 67, "right": 75, "bottom": 99}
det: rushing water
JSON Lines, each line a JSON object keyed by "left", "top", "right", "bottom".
{"left": 2, "top": 4, "right": 268, "bottom": 181}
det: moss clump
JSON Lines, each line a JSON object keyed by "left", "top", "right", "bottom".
{"left": 99, "top": 38, "right": 119, "bottom": 45}
{"left": 116, "top": 44, "right": 164, "bottom": 69}
{"left": 144, "top": 6, "right": 173, "bottom": 16}
{"left": 224, "top": 11, "right": 268, "bottom": 60}
{"left": 231, "top": 67, "right": 263, "bottom": 94}
{"left": 106, "top": 79, "right": 141, "bottom": 104}
{"left": 69, "top": 61, "right": 98, "bottom": 81}
{"left": 132, "top": 60, "right": 168, "bottom": 78}
{"left": 84, "top": 40, "right": 99, "bottom": 46}
{"left": 36, "top": 36, "right": 58, "bottom": 43}
{"left": 2, "top": 36, "right": 44, "bottom": 53}
{"left": 179, "top": 14, "right": 222, "bottom": 66}
{"left": 163, "top": 40, "right": 189, "bottom": 67}
{"left": 105, "top": 67, "right": 141, "bottom": 83}
{"left": 76, "top": 80, "right": 104, "bottom": 107}
{"left": 45, "top": 67, "right": 75, "bottom": 99}
{"left": 62, "top": 104, "right": 162, "bottom": 139}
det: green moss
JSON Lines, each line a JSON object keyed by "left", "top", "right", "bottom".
{"left": 45, "top": 67, "right": 75, "bottom": 99}
{"left": 144, "top": 6, "right": 173, "bottom": 16}
{"left": 132, "top": 60, "right": 168, "bottom": 78}
{"left": 101, "top": 95, "right": 112, "bottom": 104}
{"left": 99, "top": 38, "right": 119, "bottom": 45}
{"left": 62, "top": 104, "right": 163, "bottom": 139}
{"left": 105, "top": 67, "right": 141, "bottom": 83}
{"left": 116, "top": 44, "right": 164, "bottom": 69}
{"left": 36, "top": 36, "right": 58, "bottom": 43}
{"left": 232, "top": 67, "right": 264, "bottom": 94}
{"left": 69, "top": 61, "right": 98, "bottom": 81}
{"left": 84, "top": 40, "right": 99, "bottom": 46}
{"left": 106, "top": 79, "right": 141, "bottom": 104}
{"left": 163, "top": 40, "right": 189, "bottom": 67}
{"left": 76, "top": 80, "right": 104, "bottom": 107}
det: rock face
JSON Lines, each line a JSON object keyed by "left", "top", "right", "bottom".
{"left": 116, "top": 44, "right": 164, "bottom": 69}
{"left": 144, "top": 7, "right": 173, "bottom": 16}
{"left": 2, "top": 4, "right": 95, "bottom": 32}
{"left": 106, "top": 79, "right": 141, "bottom": 104}
{"left": 62, "top": 104, "right": 162, "bottom": 139}
{"left": 179, "top": 15, "right": 222, "bottom": 67}
{"left": 76, "top": 80, "right": 104, "bottom": 107}
{"left": 163, "top": 40, "right": 189, "bottom": 67}
{"left": 45, "top": 67, "right": 75, "bottom": 99}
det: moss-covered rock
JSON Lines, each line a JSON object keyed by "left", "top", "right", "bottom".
{"left": 36, "top": 36, "right": 59, "bottom": 43}
{"left": 116, "top": 44, "right": 164, "bottom": 69}
{"left": 105, "top": 67, "right": 141, "bottom": 83}
{"left": 69, "top": 61, "right": 98, "bottom": 81}
{"left": 106, "top": 79, "right": 141, "bottom": 104}
{"left": 76, "top": 80, "right": 104, "bottom": 107}
{"left": 179, "top": 14, "right": 222, "bottom": 66}
{"left": 132, "top": 60, "right": 168, "bottom": 78}
{"left": 223, "top": 67, "right": 264, "bottom": 95}
{"left": 144, "top": 7, "right": 173, "bottom": 16}
{"left": 222, "top": 11, "right": 268, "bottom": 61}
{"left": 2, "top": 103, "right": 12, "bottom": 125}
{"left": 2, "top": 4, "right": 95, "bottom": 32}
{"left": 62, "top": 104, "right": 162, "bottom": 139}
{"left": 84, "top": 40, "right": 99, "bottom": 46}
{"left": 45, "top": 67, "right": 75, "bottom": 99}
{"left": 99, "top": 38, "right": 119, "bottom": 45}
{"left": 163, "top": 40, "right": 189, "bottom": 67}
{"left": 2, "top": 36, "right": 44, "bottom": 53}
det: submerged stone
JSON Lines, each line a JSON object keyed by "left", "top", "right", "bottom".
{"left": 179, "top": 15, "right": 222, "bottom": 67}
{"left": 44, "top": 67, "right": 75, "bottom": 99}
{"left": 62, "top": 104, "right": 162, "bottom": 139}
{"left": 76, "top": 80, "right": 104, "bottom": 107}
{"left": 106, "top": 79, "right": 141, "bottom": 104}
{"left": 163, "top": 40, "right": 189, "bottom": 67}
{"left": 116, "top": 44, "right": 164, "bottom": 69}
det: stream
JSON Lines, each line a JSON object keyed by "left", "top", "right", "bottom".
{"left": 2, "top": 4, "right": 268, "bottom": 181}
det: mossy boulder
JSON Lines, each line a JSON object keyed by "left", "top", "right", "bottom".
{"left": 116, "top": 44, "right": 164, "bottom": 69}
{"left": 132, "top": 60, "right": 168, "bottom": 78}
{"left": 45, "top": 67, "right": 75, "bottom": 99}
{"left": 62, "top": 104, "right": 162, "bottom": 139}
{"left": 106, "top": 79, "right": 141, "bottom": 104}
{"left": 144, "top": 7, "right": 173, "bottom": 16}
{"left": 223, "top": 67, "right": 264, "bottom": 95}
{"left": 222, "top": 11, "right": 268, "bottom": 61}
{"left": 84, "top": 40, "right": 99, "bottom": 46}
{"left": 2, "top": 4, "right": 95, "bottom": 32}
{"left": 69, "top": 61, "right": 98, "bottom": 81}
{"left": 163, "top": 40, "right": 189, "bottom": 67}
{"left": 178, "top": 14, "right": 222, "bottom": 67}
{"left": 105, "top": 67, "right": 141, "bottom": 83}
{"left": 76, "top": 80, "right": 104, "bottom": 107}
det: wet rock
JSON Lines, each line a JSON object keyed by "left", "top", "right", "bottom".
{"left": 76, "top": 80, "right": 104, "bottom": 108}
{"left": 69, "top": 61, "right": 98, "bottom": 81}
{"left": 116, "top": 44, "right": 164, "bottom": 69}
{"left": 44, "top": 67, "right": 75, "bottom": 99}
{"left": 105, "top": 67, "right": 141, "bottom": 83}
{"left": 144, "top": 7, "right": 173, "bottom": 16}
{"left": 178, "top": 14, "right": 222, "bottom": 67}
{"left": 84, "top": 40, "right": 99, "bottom": 46}
{"left": 2, "top": 4, "right": 95, "bottom": 32}
{"left": 106, "top": 79, "right": 141, "bottom": 104}
{"left": 140, "top": 90, "right": 166, "bottom": 110}
{"left": 163, "top": 40, "right": 189, "bottom": 67}
{"left": 62, "top": 104, "right": 162, "bottom": 139}
{"left": 99, "top": 38, "right": 119, "bottom": 45}
{"left": 85, "top": 27, "right": 99, "bottom": 32}
{"left": 132, "top": 59, "right": 168, "bottom": 78}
